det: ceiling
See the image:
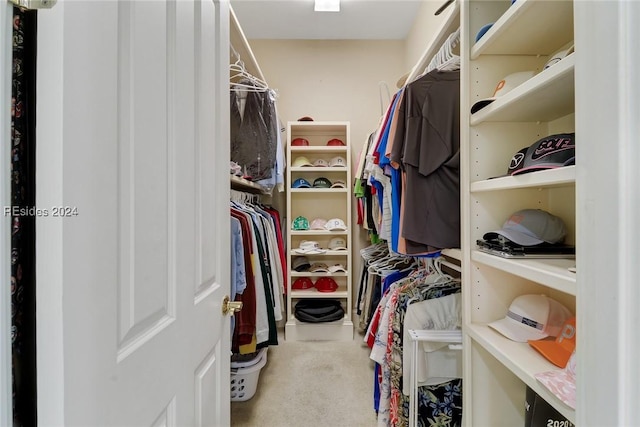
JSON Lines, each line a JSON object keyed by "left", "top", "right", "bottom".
{"left": 230, "top": 0, "right": 428, "bottom": 40}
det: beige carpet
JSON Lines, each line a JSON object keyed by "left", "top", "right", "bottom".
{"left": 231, "top": 329, "right": 378, "bottom": 427}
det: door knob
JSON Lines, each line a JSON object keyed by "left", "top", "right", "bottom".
{"left": 222, "top": 295, "right": 243, "bottom": 316}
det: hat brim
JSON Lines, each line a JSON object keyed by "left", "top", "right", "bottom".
{"left": 528, "top": 340, "right": 574, "bottom": 368}
{"left": 483, "top": 230, "right": 543, "bottom": 246}
{"left": 488, "top": 317, "right": 548, "bottom": 342}
{"left": 471, "top": 98, "right": 496, "bottom": 114}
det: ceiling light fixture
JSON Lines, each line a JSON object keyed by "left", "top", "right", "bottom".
{"left": 314, "top": 0, "right": 340, "bottom": 12}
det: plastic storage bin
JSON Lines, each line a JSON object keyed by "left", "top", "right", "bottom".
{"left": 230, "top": 347, "right": 268, "bottom": 401}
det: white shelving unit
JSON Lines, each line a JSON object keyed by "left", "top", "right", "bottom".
{"left": 285, "top": 121, "right": 353, "bottom": 341}
{"left": 461, "top": 0, "right": 576, "bottom": 425}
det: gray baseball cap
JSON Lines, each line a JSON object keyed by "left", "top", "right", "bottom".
{"left": 483, "top": 209, "right": 567, "bottom": 246}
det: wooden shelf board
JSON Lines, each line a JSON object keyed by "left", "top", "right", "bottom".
{"left": 472, "top": 250, "right": 576, "bottom": 296}
{"left": 471, "top": 166, "right": 575, "bottom": 192}
{"left": 289, "top": 289, "right": 349, "bottom": 298}
{"left": 470, "top": 0, "right": 574, "bottom": 59}
{"left": 466, "top": 324, "right": 576, "bottom": 424}
{"left": 470, "top": 54, "right": 575, "bottom": 124}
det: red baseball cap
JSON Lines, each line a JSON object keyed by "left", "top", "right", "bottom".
{"left": 292, "top": 138, "right": 309, "bottom": 146}
{"left": 326, "top": 138, "right": 345, "bottom": 146}
{"left": 292, "top": 277, "right": 314, "bottom": 290}
{"left": 314, "top": 277, "right": 338, "bottom": 293}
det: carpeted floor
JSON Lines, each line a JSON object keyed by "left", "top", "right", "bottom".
{"left": 231, "top": 328, "right": 378, "bottom": 427}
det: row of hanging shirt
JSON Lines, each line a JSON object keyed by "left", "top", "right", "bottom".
{"left": 353, "top": 28, "right": 461, "bottom": 256}
{"left": 230, "top": 190, "right": 286, "bottom": 354}
{"left": 358, "top": 243, "right": 462, "bottom": 427}
{"left": 230, "top": 52, "right": 285, "bottom": 193}
{"left": 352, "top": 29, "right": 464, "bottom": 427}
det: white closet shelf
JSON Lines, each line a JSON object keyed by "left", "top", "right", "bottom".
{"left": 290, "top": 250, "right": 349, "bottom": 257}
{"left": 230, "top": 175, "right": 270, "bottom": 194}
{"left": 290, "top": 289, "right": 349, "bottom": 298}
{"left": 470, "top": 0, "right": 574, "bottom": 59}
{"left": 467, "top": 324, "right": 576, "bottom": 424}
{"left": 290, "top": 230, "right": 348, "bottom": 236}
{"left": 291, "top": 272, "right": 348, "bottom": 278}
{"left": 290, "top": 146, "right": 348, "bottom": 153}
{"left": 472, "top": 250, "right": 576, "bottom": 296}
{"left": 290, "top": 167, "right": 348, "bottom": 172}
{"left": 471, "top": 166, "right": 575, "bottom": 192}
{"left": 290, "top": 188, "right": 348, "bottom": 194}
{"left": 470, "top": 54, "right": 575, "bottom": 125}
{"left": 441, "top": 248, "right": 462, "bottom": 261}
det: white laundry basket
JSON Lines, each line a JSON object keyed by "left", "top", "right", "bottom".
{"left": 230, "top": 347, "right": 268, "bottom": 402}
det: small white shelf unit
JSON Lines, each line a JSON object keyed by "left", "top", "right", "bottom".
{"left": 462, "top": 0, "right": 576, "bottom": 425}
{"left": 285, "top": 121, "right": 353, "bottom": 341}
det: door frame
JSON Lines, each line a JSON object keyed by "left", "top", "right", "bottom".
{"left": 1, "top": 2, "right": 14, "bottom": 425}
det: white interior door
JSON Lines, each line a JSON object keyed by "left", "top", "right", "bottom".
{"left": 35, "top": 0, "right": 232, "bottom": 425}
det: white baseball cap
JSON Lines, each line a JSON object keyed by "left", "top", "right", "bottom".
{"left": 309, "top": 218, "right": 328, "bottom": 230}
{"left": 329, "top": 156, "right": 347, "bottom": 167}
{"left": 488, "top": 294, "right": 573, "bottom": 342}
{"left": 294, "top": 240, "right": 326, "bottom": 255}
{"left": 331, "top": 180, "right": 346, "bottom": 189}
{"left": 292, "top": 156, "right": 313, "bottom": 167}
{"left": 471, "top": 70, "right": 535, "bottom": 114}
{"left": 328, "top": 263, "right": 347, "bottom": 273}
{"left": 313, "top": 158, "right": 329, "bottom": 167}
{"left": 543, "top": 43, "right": 574, "bottom": 70}
{"left": 328, "top": 237, "right": 347, "bottom": 251}
{"left": 324, "top": 218, "right": 347, "bottom": 231}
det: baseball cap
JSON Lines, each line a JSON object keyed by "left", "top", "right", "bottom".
{"left": 329, "top": 156, "right": 346, "bottom": 167}
{"left": 483, "top": 209, "right": 567, "bottom": 246}
{"left": 328, "top": 263, "right": 347, "bottom": 273}
{"left": 331, "top": 180, "right": 346, "bottom": 188}
{"left": 291, "top": 216, "right": 309, "bottom": 230}
{"left": 292, "top": 277, "right": 314, "bottom": 290}
{"left": 471, "top": 70, "right": 535, "bottom": 114}
{"left": 291, "top": 138, "right": 309, "bottom": 146}
{"left": 488, "top": 294, "right": 573, "bottom": 342}
{"left": 315, "top": 277, "right": 338, "bottom": 293}
{"left": 528, "top": 317, "right": 576, "bottom": 368}
{"left": 543, "top": 43, "right": 574, "bottom": 70}
{"left": 325, "top": 218, "right": 347, "bottom": 231}
{"left": 507, "top": 133, "right": 575, "bottom": 176}
{"left": 309, "top": 262, "right": 330, "bottom": 273}
{"left": 295, "top": 240, "right": 326, "bottom": 255}
{"left": 292, "top": 156, "right": 313, "bottom": 167}
{"left": 292, "top": 256, "right": 311, "bottom": 272}
{"left": 475, "top": 23, "right": 493, "bottom": 42}
{"left": 535, "top": 349, "right": 576, "bottom": 409}
{"left": 326, "top": 138, "right": 345, "bottom": 146}
{"left": 309, "top": 218, "right": 327, "bottom": 230}
{"left": 328, "top": 236, "right": 347, "bottom": 251}
{"left": 313, "top": 177, "right": 332, "bottom": 188}
{"left": 312, "top": 158, "right": 329, "bottom": 167}
{"left": 292, "top": 178, "right": 312, "bottom": 189}
{"left": 297, "top": 116, "right": 314, "bottom": 121}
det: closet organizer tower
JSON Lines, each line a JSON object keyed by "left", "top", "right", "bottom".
{"left": 285, "top": 121, "right": 353, "bottom": 341}
{"left": 461, "top": 1, "right": 577, "bottom": 425}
